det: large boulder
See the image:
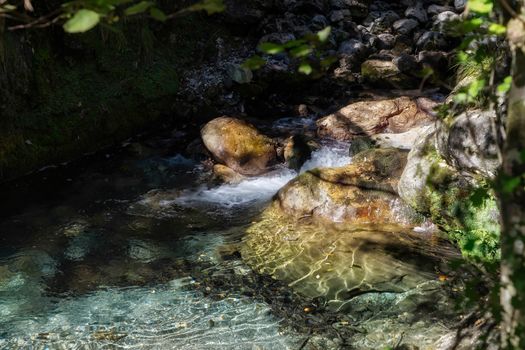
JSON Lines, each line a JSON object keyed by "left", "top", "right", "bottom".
{"left": 201, "top": 117, "right": 277, "bottom": 176}
{"left": 436, "top": 110, "right": 500, "bottom": 179}
{"left": 317, "top": 96, "right": 436, "bottom": 141}
{"left": 398, "top": 130, "right": 500, "bottom": 262}
{"left": 275, "top": 148, "right": 421, "bottom": 225}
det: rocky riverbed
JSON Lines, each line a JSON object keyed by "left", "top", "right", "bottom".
{"left": 0, "top": 0, "right": 503, "bottom": 348}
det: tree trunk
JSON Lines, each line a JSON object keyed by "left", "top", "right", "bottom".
{"left": 501, "top": 10, "right": 525, "bottom": 349}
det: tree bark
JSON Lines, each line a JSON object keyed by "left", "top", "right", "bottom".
{"left": 501, "top": 10, "right": 525, "bottom": 349}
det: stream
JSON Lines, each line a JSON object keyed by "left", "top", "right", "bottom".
{"left": 0, "top": 116, "right": 464, "bottom": 349}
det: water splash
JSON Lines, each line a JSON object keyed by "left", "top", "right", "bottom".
{"left": 175, "top": 141, "right": 352, "bottom": 209}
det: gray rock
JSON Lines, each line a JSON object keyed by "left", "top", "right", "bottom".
{"left": 376, "top": 33, "right": 396, "bottom": 49}
{"left": 417, "top": 50, "right": 449, "bottom": 75}
{"left": 393, "top": 53, "right": 421, "bottom": 73}
{"left": 434, "top": 11, "right": 461, "bottom": 35}
{"left": 258, "top": 32, "right": 296, "bottom": 46}
{"left": 283, "top": 0, "right": 327, "bottom": 13}
{"left": 311, "top": 14, "right": 329, "bottom": 30}
{"left": 454, "top": 0, "right": 466, "bottom": 11}
{"left": 436, "top": 110, "right": 501, "bottom": 178}
{"left": 416, "top": 31, "right": 448, "bottom": 51}
{"left": 339, "top": 39, "right": 369, "bottom": 58}
{"left": 393, "top": 18, "right": 419, "bottom": 35}
{"left": 330, "top": 9, "right": 351, "bottom": 22}
{"left": 405, "top": 1, "right": 427, "bottom": 23}
{"left": 367, "top": 10, "right": 401, "bottom": 33}
{"left": 371, "top": 124, "right": 436, "bottom": 150}
{"left": 427, "top": 4, "right": 455, "bottom": 17}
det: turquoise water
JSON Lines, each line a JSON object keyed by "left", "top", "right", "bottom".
{"left": 0, "top": 126, "right": 464, "bottom": 349}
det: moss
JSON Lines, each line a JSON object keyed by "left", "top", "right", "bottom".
{"left": 421, "top": 150, "right": 500, "bottom": 263}
{"left": 0, "top": 14, "right": 232, "bottom": 181}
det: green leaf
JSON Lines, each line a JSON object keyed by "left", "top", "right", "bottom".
{"left": 242, "top": 55, "right": 266, "bottom": 70}
{"left": 189, "top": 0, "right": 225, "bottom": 14}
{"left": 283, "top": 39, "right": 306, "bottom": 49}
{"left": 150, "top": 7, "right": 167, "bottom": 21}
{"left": 298, "top": 62, "right": 312, "bottom": 75}
{"left": 63, "top": 9, "right": 101, "bottom": 33}
{"left": 290, "top": 45, "right": 312, "bottom": 58}
{"left": 124, "top": 1, "right": 153, "bottom": 16}
{"left": 502, "top": 176, "right": 521, "bottom": 194}
{"left": 453, "top": 92, "right": 468, "bottom": 104}
{"left": 498, "top": 76, "right": 512, "bottom": 94}
{"left": 488, "top": 23, "right": 506, "bottom": 35}
{"left": 461, "top": 18, "right": 483, "bottom": 32}
{"left": 316, "top": 26, "right": 331, "bottom": 42}
{"left": 258, "top": 42, "right": 284, "bottom": 55}
{"left": 468, "top": 0, "right": 493, "bottom": 14}
{"left": 467, "top": 78, "right": 485, "bottom": 98}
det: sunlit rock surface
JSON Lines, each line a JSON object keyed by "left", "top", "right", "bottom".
{"left": 201, "top": 117, "right": 277, "bottom": 176}
{"left": 241, "top": 205, "right": 463, "bottom": 349}
{"left": 317, "top": 96, "right": 436, "bottom": 141}
{"left": 275, "top": 148, "right": 421, "bottom": 225}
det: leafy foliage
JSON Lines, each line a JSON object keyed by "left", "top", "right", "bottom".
{"left": 63, "top": 9, "right": 101, "bottom": 33}
{"left": 1, "top": 0, "right": 225, "bottom": 32}
{"left": 243, "top": 26, "right": 335, "bottom": 76}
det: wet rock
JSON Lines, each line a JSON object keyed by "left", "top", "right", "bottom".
{"left": 393, "top": 18, "right": 419, "bottom": 35}
{"left": 242, "top": 202, "right": 457, "bottom": 312}
{"left": 349, "top": 137, "right": 376, "bottom": 154}
{"left": 317, "top": 96, "right": 436, "bottom": 140}
{"left": 201, "top": 117, "right": 277, "bottom": 176}
{"left": 436, "top": 110, "right": 500, "bottom": 178}
{"left": 213, "top": 164, "right": 246, "bottom": 184}
{"left": 283, "top": 135, "right": 313, "bottom": 171}
{"left": 361, "top": 59, "right": 415, "bottom": 88}
{"left": 274, "top": 148, "right": 420, "bottom": 224}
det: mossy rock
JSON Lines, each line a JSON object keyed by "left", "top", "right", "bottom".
{"left": 398, "top": 132, "right": 501, "bottom": 263}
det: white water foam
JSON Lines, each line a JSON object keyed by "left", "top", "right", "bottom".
{"left": 174, "top": 141, "right": 352, "bottom": 209}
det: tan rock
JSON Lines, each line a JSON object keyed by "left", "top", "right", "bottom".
{"left": 212, "top": 164, "right": 245, "bottom": 184}
{"left": 275, "top": 148, "right": 418, "bottom": 225}
{"left": 201, "top": 117, "right": 276, "bottom": 176}
{"left": 317, "top": 97, "right": 436, "bottom": 141}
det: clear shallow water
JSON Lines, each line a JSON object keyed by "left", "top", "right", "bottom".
{"left": 0, "top": 129, "right": 353, "bottom": 349}
{"left": 0, "top": 123, "right": 464, "bottom": 349}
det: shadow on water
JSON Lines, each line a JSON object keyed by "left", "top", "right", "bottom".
{"left": 0, "top": 103, "right": 472, "bottom": 349}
